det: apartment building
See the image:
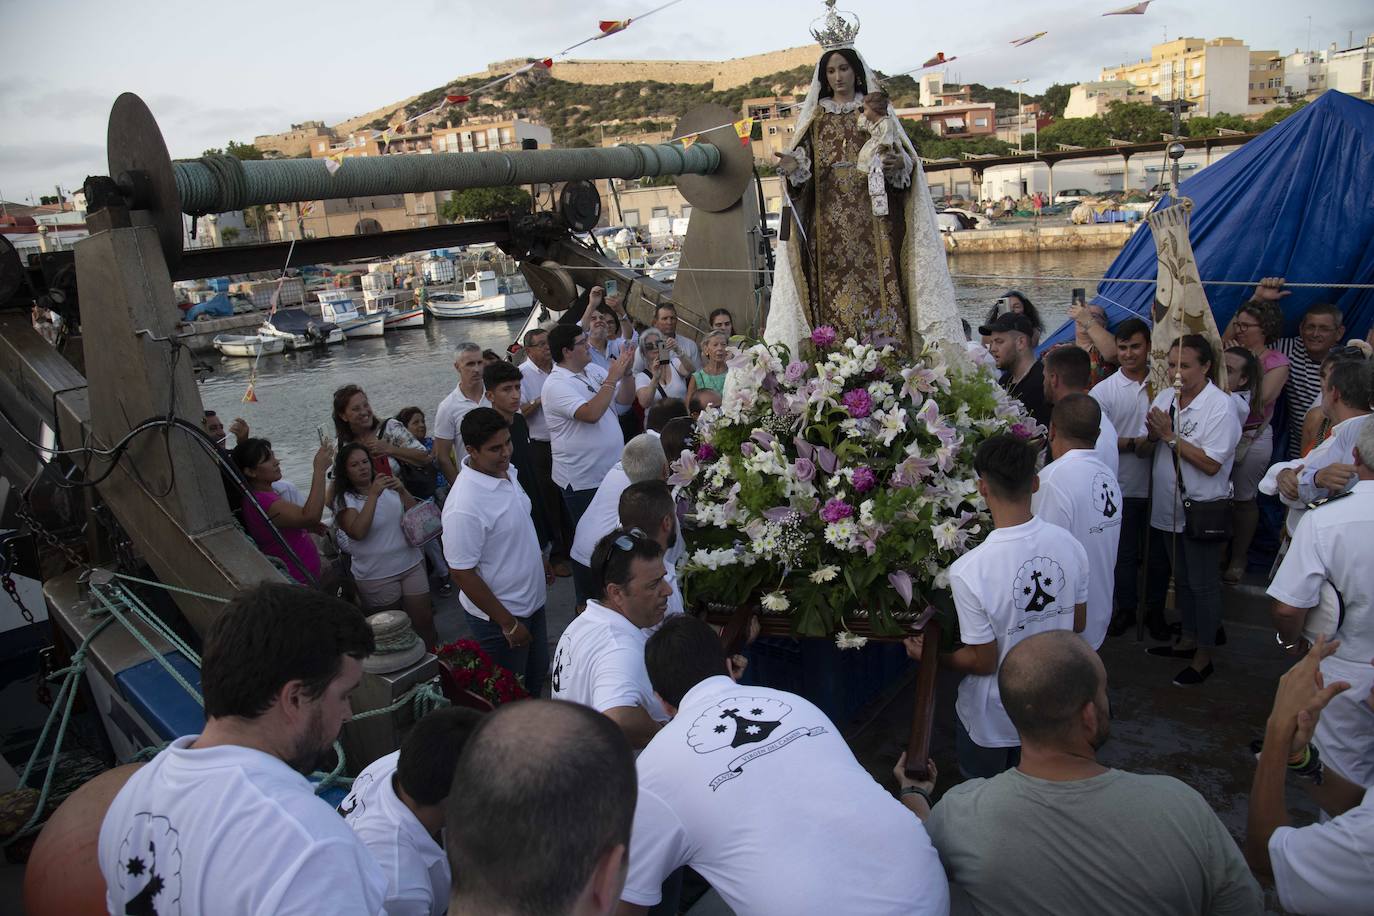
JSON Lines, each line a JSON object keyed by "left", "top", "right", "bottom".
{"left": 1064, "top": 80, "right": 1153, "bottom": 119}
{"left": 1101, "top": 37, "right": 1281, "bottom": 116}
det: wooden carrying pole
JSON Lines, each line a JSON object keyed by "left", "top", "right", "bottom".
{"left": 904, "top": 619, "right": 942, "bottom": 780}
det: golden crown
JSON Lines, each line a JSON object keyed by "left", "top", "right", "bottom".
{"left": 810, "top": 0, "right": 860, "bottom": 50}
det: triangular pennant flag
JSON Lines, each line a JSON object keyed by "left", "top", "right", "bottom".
{"left": 922, "top": 52, "right": 956, "bottom": 68}
{"left": 680, "top": 134, "right": 697, "bottom": 149}
{"left": 242, "top": 381, "right": 258, "bottom": 403}
{"left": 1103, "top": 1, "right": 1151, "bottom": 14}
{"left": 324, "top": 156, "right": 342, "bottom": 176}
{"left": 540, "top": 57, "right": 553, "bottom": 68}
{"left": 733, "top": 117, "right": 753, "bottom": 147}
{"left": 300, "top": 201, "right": 313, "bottom": 216}
{"left": 598, "top": 19, "right": 630, "bottom": 35}
{"left": 445, "top": 94, "right": 470, "bottom": 104}
{"left": 1010, "top": 31, "right": 1047, "bottom": 46}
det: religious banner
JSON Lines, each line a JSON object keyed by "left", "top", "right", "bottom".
{"left": 1146, "top": 201, "right": 1226, "bottom": 397}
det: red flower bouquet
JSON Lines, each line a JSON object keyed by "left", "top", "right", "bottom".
{"left": 435, "top": 639, "right": 530, "bottom": 710}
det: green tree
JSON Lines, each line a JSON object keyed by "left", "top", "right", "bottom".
{"left": 1184, "top": 112, "right": 1250, "bottom": 137}
{"left": 202, "top": 140, "right": 265, "bottom": 161}
{"left": 1101, "top": 101, "right": 1173, "bottom": 143}
{"left": 1036, "top": 117, "right": 1110, "bottom": 149}
{"left": 441, "top": 186, "right": 532, "bottom": 222}
{"left": 1254, "top": 101, "right": 1308, "bottom": 130}
{"left": 220, "top": 226, "right": 240, "bottom": 244}
{"left": 1041, "top": 83, "right": 1072, "bottom": 119}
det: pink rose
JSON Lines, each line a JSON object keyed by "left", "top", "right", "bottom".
{"left": 810, "top": 326, "right": 838, "bottom": 348}
{"left": 784, "top": 360, "right": 808, "bottom": 384}
{"left": 793, "top": 457, "right": 816, "bottom": 482}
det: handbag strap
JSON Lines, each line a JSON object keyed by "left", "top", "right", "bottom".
{"left": 1169, "top": 399, "right": 1189, "bottom": 500}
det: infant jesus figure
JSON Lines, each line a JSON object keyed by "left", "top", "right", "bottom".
{"left": 857, "top": 89, "right": 902, "bottom": 217}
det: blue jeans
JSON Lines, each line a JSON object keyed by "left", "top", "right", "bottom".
{"left": 465, "top": 606, "right": 549, "bottom": 697}
{"left": 956, "top": 718, "right": 1020, "bottom": 779}
{"left": 1114, "top": 497, "right": 1149, "bottom": 612}
{"left": 561, "top": 485, "right": 598, "bottom": 535}
{"left": 572, "top": 560, "right": 595, "bottom": 607}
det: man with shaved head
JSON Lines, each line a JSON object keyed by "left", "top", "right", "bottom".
{"left": 919, "top": 631, "right": 1261, "bottom": 914}
{"left": 445, "top": 699, "right": 636, "bottom": 916}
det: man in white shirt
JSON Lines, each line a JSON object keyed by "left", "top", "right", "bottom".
{"left": 618, "top": 481, "right": 686, "bottom": 625}
{"left": 1043, "top": 343, "right": 1119, "bottom": 475}
{"left": 905, "top": 433, "right": 1088, "bottom": 778}
{"left": 570, "top": 434, "right": 667, "bottom": 607}
{"left": 444, "top": 407, "right": 554, "bottom": 697}
{"left": 1139, "top": 335, "right": 1242, "bottom": 687}
{"left": 521, "top": 327, "right": 576, "bottom": 570}
{"left": 1033, "top": 394, "right": 1123, "bottom": 650}
{"left": 632, "top": 303, "right": 699, "bottom": 375}
{"left": 343, "top": 707, "right": 484, "bottom": 916}
{"left": 98, "top": 583, "right": 387, "bottom": 915}
{"left": 552, "top": 528, "right": 671, "bottom": 749}
{"left": 913, "top": 631, "right": 1262, "bottom": 915}
{"left": 433, "top": 342, "right": 490, "bottom": 485}
{"left": 1268, "top": 421, "right": 1374, "bottom": 787}
{"left": 578, "top": 285, "right": 636, "bottom": 369}
{"left": 618, "top": 615, "right": 949, "bottom": 916}
{"left": 1092, "top": 319, "right": 1162, "bottom": 639}
{"left": 447, "top": 700, "right": 637, "bottom": 916}
{"left": 542, "top": 323, "right": 636, "bottom": 530}
{"left": 1245, "top": 637, "right": 1374, "bottom": 916}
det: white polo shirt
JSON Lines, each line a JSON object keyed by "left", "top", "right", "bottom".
{"left": 99, "top": 736, "right": 387, "bottom": 915}
{"left": 432, "top": 384, "right": 490, "bottom": 460}
{"left": 1268, "top": 481, "right": 1374, "bottom": 786}
{"left": 341, "top": 751, "right": 449, "bottom": 916}
{"left": 1269, "top": 786, "right": 1374, "bottom": 916}
{"left": 1092, "top": 369, "right": 1151, "bottom": 498}
{"left": 550, "top": 599, "right": 667, "bottom": 722}
{"left": 442, "top": 458, "right": 545, "bottom": 620}
{"left": 570, "top": 463, "right": 631, "bottom": 566}
{"left": 1148, "top": 382, "right": 1242, "bottom": 533}
{"left": 951, "top": 516, "right": 1090, "bottom": 748}
{"left": 622, "top": 676, "right": 948, "bottom": 915}
{"left": 542, "top": 363, "right": 624, "bottom": 491}
{"left": 518, "top": 359, "right": 553, "bottom": 442}
{"left": 1293, "top": 415, "right": 1369, "bottom": 506}
{"left": 1032, "top": 449, "right": 1123, "bottom": 650}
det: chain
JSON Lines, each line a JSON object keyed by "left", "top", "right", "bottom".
{"left": 16, "top": 493, "right": 87, "bottom": 572}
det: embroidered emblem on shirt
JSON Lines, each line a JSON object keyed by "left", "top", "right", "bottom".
{"left": 1090, "top": 473, "right": 1123, "bottom": 533}
{"left": 116, "top": 813, "right": 183, "bottom": 915}
{"left": 339, "top": 770, "right": 375, "bottom": 820}
{"left": 1011, "top": 557, "right": 1070, "bottom": 629}
{"left": 686, "top": 696, "right": 826, "bottom": 791}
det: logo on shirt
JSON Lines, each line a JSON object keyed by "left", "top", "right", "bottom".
{"left": 686, "top": 696, "right": 826, "bottom": 791}
{"left": 551, "top": 643, "right": 569, "bottom": 693}
{"left": 1010, "top": 557, "right": 1071, "bottom": 629}
{"left": 115, "top": 813, "right": 183, "bottom": 915}
{"left": 338, "top": 770, "right": 375, "bottom": 821}
{"left": 1090, "top": 473, "right": 1123, "bottom": 533}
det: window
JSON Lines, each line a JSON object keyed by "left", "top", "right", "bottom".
{"left": 623, "top": 209, "right": 640, "bottom": 226}
{"left": 768, "top": 126, "right": 778, "bottom": 135}
{"left": 928, "top": 182, "right": 946, "bottom": 198}
{"left": 681, "top": 205, "right": 692, "bottom": 218}
{"left": 499, "top": 128, "right": 514, "bottom": 144}
{"left": 974, "top": 117, "right": 988, "bottom": 127}
{"left": 955, "top": 181, "right": 971, "bottom": 197}
{"left": 1191, "top": 60, "right": 1202, "bottom": 77}
{"left": 651, "top": 207, "right": 669, "bottom": 219}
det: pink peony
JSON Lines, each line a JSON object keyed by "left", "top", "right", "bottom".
{"left": 842, "top": 388, "right": 873, "bottom": 418}
{"left": 1010, "top": 422, "right": 1035, "bottom": 439}
{"left": 851, "top": 466, "right": 877, "bottom": 493}
{"left": 810, "top": 326, "right": 838, "bottom": 348}
{"left": 821, "top": 498, "right": 854, "bottom": 523}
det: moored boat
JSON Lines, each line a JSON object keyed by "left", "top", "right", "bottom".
{"left": 424, "top": 270, "right": 533, "bottom": 319}
{"left": 212, "top": 334, "right": 285, "bottom": 358}
{"left": 258, "top": 308, "right": 344, "bottom": 349}
{"left": 319, "top": 290, "right": 386, "bottom": 338}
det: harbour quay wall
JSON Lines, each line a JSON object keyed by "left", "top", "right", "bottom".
{"left": 944, "top": 223, "right": 1138, "bottom": 254}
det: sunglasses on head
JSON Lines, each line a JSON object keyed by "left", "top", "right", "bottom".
{"left": 598, "top": 528, "right": 649, "bottom": 591}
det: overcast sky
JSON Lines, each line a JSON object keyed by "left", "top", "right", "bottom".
{"left": 1, "top": 0, "right": 1368, "bottom": 202}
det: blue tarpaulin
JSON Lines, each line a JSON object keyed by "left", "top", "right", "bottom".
{"left": 1042, "top": 91, "right": 1374, "bottom": 350}
{"left": 185, "top": 292, "right": 233, "bottom": 321}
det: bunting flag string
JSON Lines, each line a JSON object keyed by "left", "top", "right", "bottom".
{"left": 246, "top": 238, "right": 297, "bottom": 404}
{"left": 1103, "top": 1, "right": 1152, "bottom": 14}
{"left": 733, "top": 117, "right": 754, "bottom": 146}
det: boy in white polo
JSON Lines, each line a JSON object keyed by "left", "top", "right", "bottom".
{"left": 540, "top": 322, "right": 636, "bottom": 530}
{"left": 444, "top": 407, "right": 553, "bottom": 697}
{"left": 618, "top": 615, "right": 949, "bottom": 916}
{"left": 342, "top": 707, "right": 483, "bottom": 916}
{"left": 906, "top": 433, "right": 1088, "bottom": 779}
{"left": 1033, "top": 394, "right": 1123, "bottom": 649}
{"left": 551, "top": 528, "right": 672, "bottom": 749}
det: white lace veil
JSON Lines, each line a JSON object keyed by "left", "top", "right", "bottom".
{"left": 765, "top": 47, "right": 963, "bottom": 354}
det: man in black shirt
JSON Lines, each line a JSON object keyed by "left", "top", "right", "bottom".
{"left": 484, "top": 361, "right": 553, "bottom": 554}
{"left": 980, "top": 313, "right": 1051, "bottom": 429}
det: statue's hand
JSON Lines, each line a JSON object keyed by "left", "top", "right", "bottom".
{"left": 774, "top": 152, "right": 799, "bottom": 177}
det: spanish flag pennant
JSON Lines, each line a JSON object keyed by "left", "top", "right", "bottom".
{"left": 922, "top": 52, "right": 956, "bottom": 68}
{"left": 324, "top": 156, "right": 342, "bottom": 176}
{"left": 598, "top": 19, "right": 630, "bottom": 35}
{"left": 540, "top": 58, "right": 554, "bottom": 69}
{"left": 680, "top": 134, "right": 697, "bottom": 150}
{"left": 300, "top": 201, "right": 314, "bottom": 216}
{"left": 733, "top": 118, "right": 753, "bottom": 147}
{"left": 445, "top": 94, "right": 470, "bottom": 105}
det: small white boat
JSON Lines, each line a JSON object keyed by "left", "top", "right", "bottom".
{"left": 319, "top": 290, "right": 386, "bottom": 338}
{"left": 424, "top": 271, "right": 534, "bottom": 320}
{"left": 259, "top": 309, "right": 345, "bottom": 349}
{"left": 363, "top": 291, "right": 424, "bottom": 330}
{"left": 213, "top": 334, "right": 285, "bottom": 358}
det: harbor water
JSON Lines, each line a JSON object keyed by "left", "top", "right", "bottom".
{"left": 198, "top": 248, "right": 1119, "bottom": 485}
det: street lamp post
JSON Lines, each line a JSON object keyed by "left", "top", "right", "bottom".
{"left": 1012, "top": 78, "right": 1029, "bottom": 153}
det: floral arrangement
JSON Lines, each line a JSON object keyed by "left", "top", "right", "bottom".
{"left": 671, "top": 329, "right": 1038, "bottom": 642}
{"left": 435, "top": 639, "right": 529, "bottom": 706}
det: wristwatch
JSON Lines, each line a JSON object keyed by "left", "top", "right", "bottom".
{"left": 900, "top": 785, "right": 933, "bottom": 805}
{"left": 1275, "top": 631, "right": 1303, "bottom": 652}
{"left": 1289, "top": 744, "right": 1324, "bottom": 784}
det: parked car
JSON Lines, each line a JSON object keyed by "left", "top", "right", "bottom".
{"left": 1053, "top": 188, "right": 1094, "bottom": 205}
{"left": 937, "top": 208, "right": 984, "bottom": 232}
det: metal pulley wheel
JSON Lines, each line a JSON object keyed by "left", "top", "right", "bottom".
{"left": 521, "top": 260, "right": 577, "bottom": 310}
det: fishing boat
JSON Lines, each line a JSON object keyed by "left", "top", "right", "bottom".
{"left": 424, "top": 270, "right": 534, "bottom": 320}
{"left": 318, "top": 290, "right": 385, "bottom": 338}
{"left": 212, "top": 334, "right": 285, "bottom": 358}
{"left": 258, "top": 308, "right": 345, "bottom": 349}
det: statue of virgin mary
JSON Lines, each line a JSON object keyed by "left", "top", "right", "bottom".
{"left": 764, "top": 2, "right": 963, "bottom": 356}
